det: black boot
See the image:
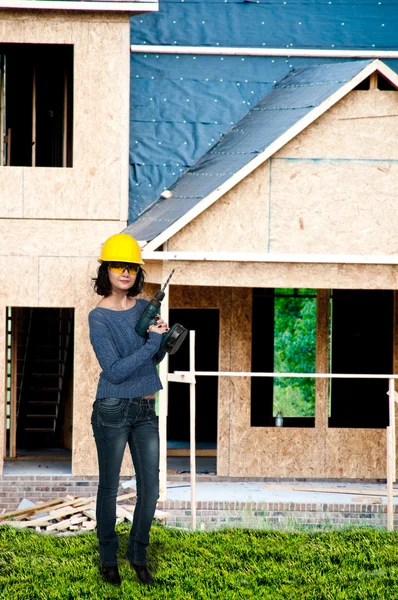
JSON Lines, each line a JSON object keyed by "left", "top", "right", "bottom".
{"left": 101, "top": 563, "right": 121, "bottom": 586}
{"left": 131, "top": 562, "right": 154, "bottom": 585}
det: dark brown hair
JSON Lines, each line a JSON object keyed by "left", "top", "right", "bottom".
{"left": 92, "top": 262, "right": 145, "bottom": 297}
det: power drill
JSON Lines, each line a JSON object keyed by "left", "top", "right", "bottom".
{"left": 135, "top": 270, "right": 188, "bottom": 355}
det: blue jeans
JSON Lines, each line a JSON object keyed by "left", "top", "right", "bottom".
{"left": 91, "top": 396, "right": 160, "bottom": 567}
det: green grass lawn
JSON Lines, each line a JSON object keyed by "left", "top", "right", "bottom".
{"left": 1, "top": 525, "right": 398, "bottom": 599}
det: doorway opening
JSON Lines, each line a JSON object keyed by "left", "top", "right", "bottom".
{"left": 4, "top": 307, "right": 74, "bottom": 470}
{"left": 167, "top": 308, "right": 219, "bottom": 468}
{"left": 329, "top": 290, "right": 393, "bottom": 428}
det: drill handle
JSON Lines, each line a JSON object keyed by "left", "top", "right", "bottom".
{"left": 135, "top": 299, "right": 161, "bottom": 337}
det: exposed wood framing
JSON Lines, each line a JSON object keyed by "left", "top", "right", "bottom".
{"left": 9, "top": 309, "right": 18, "bottom": 459}
{"left": 369, "top": 72, "right": 378, "bottom": 90}
{"left": 387, "top": 424, "right": 394, "bottom": 531}
{"left": 32, "top": 68, "right": 36, "bottom": 168}
{"left": 158, "top": 273, "right": 169, "bottom": 501}
{"left": 189, "top": 331, "right": 197, "bottom": 531}
{"left": 389, "top": 378, "right": 396, "bottom": 482}
{"left": 62, "top": 67, "right": 68, "bottom": 168}
{"left": 0, "top": 54, "right": 4, "bottom": 167}
{"left": 171, "top": 371, "right": 398, "bottom": 380}
{"left": 315, "top": 290, "right": 330, "bottom": 438}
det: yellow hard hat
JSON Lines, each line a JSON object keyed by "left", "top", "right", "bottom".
{"left": 98, "top": 233, "right": 144, "bottom": 264}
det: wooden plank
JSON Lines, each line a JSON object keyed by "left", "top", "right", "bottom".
{"left": 315, "top": 290, "right": 330, "bottom": 432}
{"left": 46, "top": 515, "right": 87, "bottom": 532}
{"left": 116, "top": 506, "right": 134, "bottom": 522}
{"left": 81, "top": 509, "right": 96, "bottom": 521}
{"left": 387, "top": 426, "right": 394, "bottom": 531}
{"left": 82, "top": 520, "right": 96, "bottom": 530}
{"left": 15, "top": 515, "right": 55, "bottom": 528}
{"left": 190, "top": 331, "right": 197, "bottom": 531}
{"left": 263, "top": 484, "right": 398, "bottom": 496}
{"left": 167, "top": 448, "right": 216, "bottom": 457}
{"left": 49, "top": 502, "right": 95, "bottom": 520}
{"left": 351, "top": 496, "right": 382, "bottom": 504}
{"left": 393, "top": 292, "right": 398, "bottom": 481}
{"left": 32, "top": 66, "right": 36, "bottom": 167}
{"left": 0, "top": 498, "right": 64, "bottom": 521}
{"left": 116, "top": 492, "right": 136, "bottom": 503}
{"left": 159, "top": 270, "right": 170, "bottom": 502}
{"left": 369, "top": 72, "right": 378, "bottom": 90}
{"left": 389, "top": 378, "right": 396, "bottom": 482}
{"left": 155, "top": 508, "right": 171, "bottom": 520}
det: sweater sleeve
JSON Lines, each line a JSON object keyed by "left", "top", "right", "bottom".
{"left": 89, "top": 311, "right": 163, "bottom": 384}
{"left": 155, "top": 346, "right": 167, "bottom": 365}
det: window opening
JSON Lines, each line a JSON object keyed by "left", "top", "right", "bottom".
{"left": 251, "top": 288, "right": 316, "bottom": 427}
{"left": 0, "top": 44, "right": 73, "bottom": 167}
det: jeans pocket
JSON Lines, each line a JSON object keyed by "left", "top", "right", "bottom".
{"left": 98, "top": 397, "right": 129, "bottom": 428}
{"left": 145, "top": 399, "right": 158, "bottom": 428}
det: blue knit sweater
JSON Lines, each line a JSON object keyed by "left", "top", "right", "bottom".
{"left": 89, "top": 298, "right": 166, "bottom": 399}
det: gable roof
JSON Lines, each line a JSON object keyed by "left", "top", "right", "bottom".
{"left": 0, "top": 0, "right": 157, "bottom": 12}
{"left": 125, "top": 59, "right": 398, "bottom": 252}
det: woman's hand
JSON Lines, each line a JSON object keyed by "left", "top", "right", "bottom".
{"left": 148, "top": 314, "right": 169, "bottom": 335}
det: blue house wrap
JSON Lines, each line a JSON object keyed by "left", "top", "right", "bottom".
{"left": 129, "top": 0, "right": 398, "bottom": 223}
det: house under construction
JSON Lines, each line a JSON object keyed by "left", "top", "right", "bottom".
{"left": 1, "top": 0, "right": 398, "bottom": 510}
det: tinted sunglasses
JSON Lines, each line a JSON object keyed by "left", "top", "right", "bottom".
{"left": 108, "top": 262, "right": 139, "bottom": 275}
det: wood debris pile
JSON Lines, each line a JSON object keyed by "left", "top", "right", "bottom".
{"left": 0, "top": 492, "right": 170, "bottom": 534}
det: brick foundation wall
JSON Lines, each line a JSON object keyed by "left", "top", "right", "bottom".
{"left": 1, "top": 477, "right": 395, "bottom": 531}
{"left": 0, "top": 476, "right": 133, "bottom": 513}
{"left": 157, "top": 501, "right": 396, "bottom": 531}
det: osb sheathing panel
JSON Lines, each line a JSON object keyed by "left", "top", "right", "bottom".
{"left": 276, "top": 91, "right": 398, "bottom": 161}
{"left": 168, "top": 90, "right": 398, "bottom": 256}
{"left": 0, "top": 308, "right": 5, "bottom": 473}
{"left": 325, "top": 430, "right": 386, "bottom": 479}
{"left": 229, "top": 428, "right": 386, "bottom": 480}
{"left": 0, "top": 12, "right": 130, "bottom": 222}
{"left": 229, "top": 430, "right": 324, "bottom": 478}
{"left": 0, "top": 219, "right": 125, "bottom": 258}
{"left": 145, "top": 260, "right": 398, "bottom": 290}
{"left": 269, "top": 160, "right": 398, "bottom": 255}
{"left": 0, "top": 169, "right": 23, "bottom": 219}
{"left": 167, "top": 162, "right": 270, "bottom": 253}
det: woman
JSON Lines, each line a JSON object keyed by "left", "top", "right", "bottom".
{"left": 89, "top": 233, "right": 168, "bottom": 587}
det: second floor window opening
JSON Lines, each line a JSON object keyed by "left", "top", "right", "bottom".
{"left": 0, "top": 43, "right": 73, "bottom": 168}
